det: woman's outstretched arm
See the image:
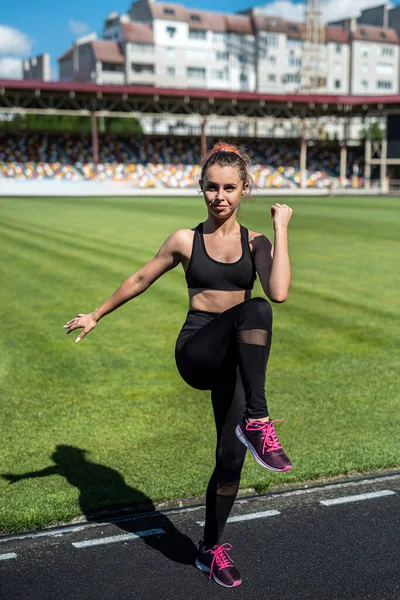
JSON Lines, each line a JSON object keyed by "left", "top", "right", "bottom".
{"left": 64, "top": 230, "right": 184, "bottom": 342}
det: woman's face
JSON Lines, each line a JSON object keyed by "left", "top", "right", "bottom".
{"left": 200, "top": 164, "right": 247, "bottom": 219}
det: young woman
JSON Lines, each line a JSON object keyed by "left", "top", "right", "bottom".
{"left": 64, "top": 142, "right": 293, "bottom": 589}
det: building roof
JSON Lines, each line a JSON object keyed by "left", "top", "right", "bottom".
{"left": 325, "top": 26, "right": 350, "bottom": 44}
{"left": 253, "top": 15, "right": 305, "bottom": 40}
{"left": 121, "top": 22, "right": 154, "bottom": 44}
{"left": 91, "top": 41, "right": 125, "bottom": 64}
{"left": 150, "top": 2, "right": 188, "bottom": 23}
{"left": 148, "top": 2, "right": 253, "bottom": 34}
{"left": 59, "top": 47, "right": 73, "bottom": 62}
{"left": 59, "top": 41, "right": 125, "bottom": 63}
{"left": 352, "top": 24, "right": 399, "bottom": 44}
{"left": 225, "top": 14, "right": 253, "bottom": 35}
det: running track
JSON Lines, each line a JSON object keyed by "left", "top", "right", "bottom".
{"left": 1, "top": 473, "right": 399, "bottom": 599}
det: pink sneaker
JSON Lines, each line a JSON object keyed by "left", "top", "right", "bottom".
{"left": 195, "top": 541, "right": 242, "bottom": 588}
{"left": 235, "top": 418, "right": 292, "bottom": 472}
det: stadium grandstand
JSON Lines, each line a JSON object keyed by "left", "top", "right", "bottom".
{"left": 0, "top": 79, "right": 398, "bottom": 194}
{"left": 0, "top": 132, "right": 366, "bottom": 189}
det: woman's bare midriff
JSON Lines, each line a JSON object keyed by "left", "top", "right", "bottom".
{"left": 188, "top": 288, "right": 252, "bottom": 314}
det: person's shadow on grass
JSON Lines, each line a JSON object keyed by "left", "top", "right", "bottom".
{"left": 2, "top": 445, "right": 198, "bottom": 567}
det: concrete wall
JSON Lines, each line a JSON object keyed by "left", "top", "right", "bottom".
{"left": 128, "top": 0, "right": 152, "bottom": 24}
{"left": 0, "top": 179, "right": 377, "bottom": 197}
{"left": 358, "top": 5, "right": 388, "bottom": 28}
{"left": 388, "top": 6, "right": 400, "bottom": 35}
{"left": 326, "top": 42, "right": 351, "bottom": 94}
{"left": 351, "top": 40, "right": 399, "bottom": 94}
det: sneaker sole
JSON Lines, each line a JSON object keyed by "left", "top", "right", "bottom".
{"left": 195, "top": 559, "right": 242, "bottom": 588}
{"left": 235, "top": 425, "right": 292, "bottom": 472}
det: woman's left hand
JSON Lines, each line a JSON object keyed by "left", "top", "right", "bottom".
{"left": 270, "top": 203, "right": 293, "bottom": 230}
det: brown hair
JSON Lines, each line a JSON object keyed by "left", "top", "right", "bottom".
{"left": 200, "top": 141, "right": 253, "bottom": 195}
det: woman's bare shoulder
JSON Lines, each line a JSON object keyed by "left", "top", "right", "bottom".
{"left": 167, "top": 228, "right": 196, "bottom": 258}
{"left": 247, "top": 229, "right": 272, "bottom": 245}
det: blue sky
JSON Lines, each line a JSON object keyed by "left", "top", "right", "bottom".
{"left": 0, "top": 0, "right": 397, "bottom": 79}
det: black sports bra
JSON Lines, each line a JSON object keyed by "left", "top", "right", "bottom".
{"left": 185, "top": 222, "right": 257, "bottom": 291}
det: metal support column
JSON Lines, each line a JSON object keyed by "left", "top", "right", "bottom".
{"left": 201, "top": 112, "right": 208, "bottom": 159}
{"left": 340, "top": 119, "right": 349, "bottom": 185}
{"left": 340, "top": 143, "right": 347, "bottom": 184}
{"left": 91, "top": 110, "right": 99, "bottom": 176}
{"left": 300, "top": 119, "right": 308, "bottom": 189}
{"left": 364, "top": 138, "right": 371, "bottom": 190}
{"left": 380, "top": 138, "right": 388, "bottom": 193}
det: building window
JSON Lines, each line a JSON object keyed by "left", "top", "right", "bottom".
{"left": 131, "top": 43, "right": 154, "bottom": 54}
{"left": 167, "top": 47, "right": 175, "bottom": 57}
{"left": 336, "top": 44, "right": 342, "bottom": 54}
{"left": 361, "top": 47, "right": 369, "bottom": 57}
{"left": 269, "top": 55, "right": 276, "bottom": 65}
{"left": 240, "top": 73, "right": 248, "bottom": 83}
{"left": 102, "top": 63, "right": 124, "bottom": 72}
{"left": 377, "top": 80, "right": 393, "bottom": 89}
{"left": 361, "top": 80, "right": 368, "bottom": 90}
{"left": 166, "top": 26, "right": 176, "bottom": 38}
{"left": 377, "top": 62, "right": 393, "bottom": 75}
{"left": 167, "top": 66, "right": 175, "bottom": 77}
{"left": 190, "top": 14, "right": 201, "bottom": 22}
{"left": 288, "top": 56, "right": 301, "bottom": 67}
{"left": 131, "top": 63, "right": 154, "bottom": 74}
{"left": 211, "top": 68, "right": 229, "bottom": 80}
{"left": 189, "top": 29, "right": 206, "bottom": 40}
{"left": 213, "top": 32, "right": 226, "bottom": 43}
{"left": 287, "top": 39, "right": 301, "bottom": 49}
{"left": 187, "top": 66, "right": 206, "bottom": 79}
{"left": 238, "top": 54, "right": 248, "bottom": 64}
{"left": 216, "top": 51, "right": 229, "bottom": 60}
{"left": 265, "top": 34, "right": 278, "bottom": 47}
{"left": 164, "top": 8, "right": 175, "bottom": 15}
{"left": 380, "top": 47, "right": 394, "bottom": 57}
{"left": 334, "top": 79, "right": 341, "bottom": 89}
{"left": 283, "top": 73, "right": 300, "bottom": 84}
{"left": 361, "top": 63, "right": 369, "bottom": 73}
{"left": 268, "top": 74, "right": 276, "bottom": 82}
{"left": 258, "top": 47, "right": 267, "bottom": 59}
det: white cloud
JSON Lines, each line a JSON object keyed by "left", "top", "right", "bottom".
{"left": 0, "top": 56, "right": 22, "bottom": 79}
{"left": 0, "top": 24, "right": 32, "bottom": 55}
{"left": 258, "top": 1, "right": 304, "bottom": 21}
{"left": 68, "top": 19, "right": 89, "bottom": 35}
{"left": 258, "top": 0, "right": 394, "bottom": 23}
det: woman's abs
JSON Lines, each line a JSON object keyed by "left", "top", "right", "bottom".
{"left": 188, "top": 288, "right": 251, "bottom": 314}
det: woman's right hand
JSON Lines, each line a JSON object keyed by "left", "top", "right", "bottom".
{"left": 64, "top": 311, "right": 98, "bottom": 343}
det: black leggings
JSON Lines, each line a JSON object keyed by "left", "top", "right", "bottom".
{"left": 175, "top": 297, "right": 273, "bottom": 547}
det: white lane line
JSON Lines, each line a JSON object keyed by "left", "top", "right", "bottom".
{"left": 0, "top": 553, "right": 17, "bottom": 560}
{"left": 197, "top": 510, "right": 280, "bottom": 527}
{"left": 320, "top": 490, "right": 397, "bottom": 506}
{"left": 72, "top": 528, "right": 165, "bottom": 548}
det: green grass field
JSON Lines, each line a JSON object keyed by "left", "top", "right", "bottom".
{"left": 0, "top": 194, "right": 399, "bottom": 534}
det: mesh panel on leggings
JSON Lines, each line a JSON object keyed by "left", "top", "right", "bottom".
{"left": 237, "top": 328, "right": 271, "bottom": 347}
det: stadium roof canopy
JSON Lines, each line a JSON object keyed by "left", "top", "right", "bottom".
{"left": 1, "top": 79, "right": 400, "bottom": 118}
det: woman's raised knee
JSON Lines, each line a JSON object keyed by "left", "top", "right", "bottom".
{"left": 241, "top": 297, "right": 272, "bottom": 331}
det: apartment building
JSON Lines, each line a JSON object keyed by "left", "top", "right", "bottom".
{"left": 58, "top": 1, "right": 400, "bottom": 98}
{"left": 23, "top": 53, "right": 51, "bottom": 81}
